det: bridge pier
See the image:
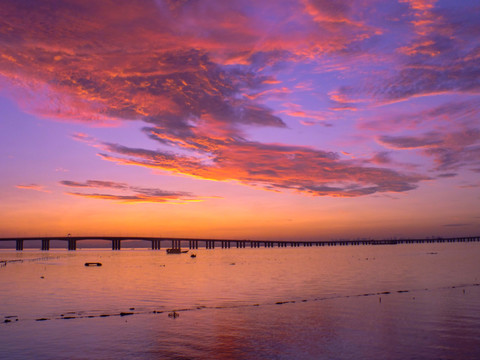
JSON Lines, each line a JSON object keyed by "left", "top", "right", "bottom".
{"left": 152, "top": 239, "right": 161, "bottom": 250}
{"left": 206, "top": 240, "right": 215, "bottom": 249}
{"left": 41, "top": 239, "right": 50, "bottom": 251}
{"left": 16, "top": 239, "right": 23, "bottom": 251}
{"left": 68, "top": 239, "right": 77, "bottom": 250}
{"left": 112, "top": 239, "right": 121, "bottom": 250}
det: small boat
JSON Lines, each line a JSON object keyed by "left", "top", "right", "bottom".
{"left": 84, "top": 262, "right": 102, "bottom": 266}
{"left": 166, "top": 248, "right": 188, "bottom": 254}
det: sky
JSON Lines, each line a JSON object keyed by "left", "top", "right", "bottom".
{"left": 0, "top": 0, "right": 479, "bottom": 240}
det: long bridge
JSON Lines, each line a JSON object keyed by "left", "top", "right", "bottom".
{"left": 0, "top": 235, "right": 479, "bottom": 251}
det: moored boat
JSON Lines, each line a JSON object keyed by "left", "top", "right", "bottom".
{"left": 166, "top": 248, "right": 188, "bottom": 254}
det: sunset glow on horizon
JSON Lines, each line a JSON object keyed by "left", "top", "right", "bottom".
{"left": 0, "top": 0, "right": 479, "bottom": 240}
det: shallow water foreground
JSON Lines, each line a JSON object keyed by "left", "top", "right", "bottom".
{"left": 1, "top": 243, "right": 480, "bottom": 359}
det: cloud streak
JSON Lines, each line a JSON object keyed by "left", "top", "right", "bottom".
{"left": 60, "top": 180, "right": 207, "bottom": 204}
{"left": 93, "top": 135, "right": 427, "bottom": 197}
{"left": 15, "top": 184, "right": 50, "bottom": 193}
{"left": 378, "top": 129, "right": 480, "bottom": 171}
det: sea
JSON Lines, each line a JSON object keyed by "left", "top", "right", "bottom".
{"left": 1, "top": 242, "right": 480, "bottom": 359}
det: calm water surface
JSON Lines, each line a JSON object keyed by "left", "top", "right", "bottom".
{"left": 1, "top": 243, "right": 480, "bottom": 359}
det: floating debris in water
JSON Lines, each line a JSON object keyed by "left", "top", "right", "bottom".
{"left": 9, "top": 282, "right": 480, "bottom": 325}
{"left": 168, "top": 311, "right": 179, "bottom": 318}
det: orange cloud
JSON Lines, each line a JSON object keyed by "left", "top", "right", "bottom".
{"left": 15, "top": 184, "right": 50, "bottom": 193}
{"left": 94, "top": 133, "right": 427, "bottom": 198}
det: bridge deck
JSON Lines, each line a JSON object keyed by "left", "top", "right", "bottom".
{"left": 0, "top": 236, "right": 479, "bottom": 250}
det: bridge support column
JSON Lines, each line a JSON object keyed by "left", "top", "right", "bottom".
{"left": 112, "top": 239, "right": 121, "bottom": 250}
{"left": 68, "top": 239, "right": 77, "bottom": 250}
{"left": 16, "top": 239, "right": 23, "bottom": 251}
{"left": 152, "top": 239, "right": 161, "bottom": 250}
{"left": 41, "top": 239, "right": 50, "bottom": 251}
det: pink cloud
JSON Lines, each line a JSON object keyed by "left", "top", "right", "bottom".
{"left": 2, "top": 0, "right": 476, "bottom": 200}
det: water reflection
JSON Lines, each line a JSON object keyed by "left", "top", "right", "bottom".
{"left": 1, "top": 243, "right": 480, "bottom": 359}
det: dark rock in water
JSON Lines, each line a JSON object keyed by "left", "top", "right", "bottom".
{"left": 40, "top": 276, "right": 45, "bottom": 279}
{"left": 120, "top": 312, "right": 134, "bottom": 317}
{"left": 168, "top": 311, "right": 179, "bottom": 318}
{"left": 129, "top": 307, "right": 135, "bottom": 311}
{"left": 190, "top": 254, "right": 196, "bottom": 258}
{"left": 62, "top": 316, "right": 75, "bottom": 320}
